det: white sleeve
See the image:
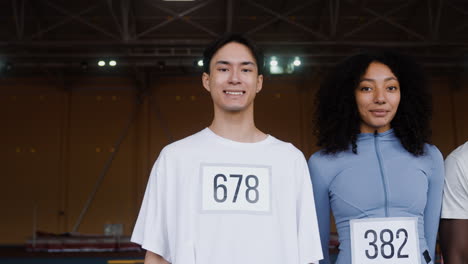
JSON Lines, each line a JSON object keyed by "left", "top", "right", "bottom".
{"left": 131, "top": 151, "right": 173, "bottom": 262}
{"left": 296, "top": 156, "right": 324, "bottom": 264}
{"left": 441, "top": 154, "right": 468, "bottom": 219}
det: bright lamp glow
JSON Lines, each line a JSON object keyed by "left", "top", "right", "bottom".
{"left": 270, "top": 57, "right": 278, "bottom": 66}
{"left": 197, "top": 60, "right": 204, "bottom": 67}
{"left": 293, "top": 57, "right": 301, "bottom": 66}
{"left": 109, "top": 60, "right": 117, "bottom": 67}
{"left": 98, "top": 60, "right": 106, "bottom": 67}
{"left": 269, "top": 57, "right": 283, "bottom": 74}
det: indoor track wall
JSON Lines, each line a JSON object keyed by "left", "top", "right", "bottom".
{"left": 1, "top": 72, "right": 467, "bottom": 245}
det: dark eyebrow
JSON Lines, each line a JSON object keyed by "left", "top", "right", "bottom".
{"left": 215, "top": 60, "right": 231, "bottom": 66}
{"left": 215, "top": 60, "right": 256, "bottom": 66}
{"left": 360, "top": 77, "right": 398, "bottom": 83}
{"left": 241, "top": 61, "right": 256, "bottom": 66}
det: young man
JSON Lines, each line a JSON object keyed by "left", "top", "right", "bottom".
{"left": 440, "top": 141, "right": 468, "bottom": 264}
{"left": 131, "top": 34, "right": 323, "bottom": 264}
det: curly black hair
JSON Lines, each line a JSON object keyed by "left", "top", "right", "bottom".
{"left": 314, "top": 50, "right": 432, "bottom": 156}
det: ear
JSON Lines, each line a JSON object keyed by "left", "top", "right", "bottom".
{"left": 202, "top": 72, "right": 211, "bottom": 92}
{"left": 256, "top": 74, "right": 264, "bottom": 93}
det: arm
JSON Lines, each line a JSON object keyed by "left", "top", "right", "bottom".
{"left": 439, "top": 219, "right": 468, "bottom": 264}
{"left": 439, "top": 149, "right": 468, "bottom": 263}
{"left": 145, "top": 251, "right": 170, "bottom": 264}
{"left": 296, "top": 157, "right": 324, "bottom": 264}
{"left": 423, "top": 146, "right": 444, "bottom": 262}
{"left": 132, "top": 151, "right": 172, "bottom": 263}
{"left": 308, "top": 155, "right": 331, "bottom": 264}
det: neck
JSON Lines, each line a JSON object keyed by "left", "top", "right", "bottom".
{"left": 209, "top": 108, "right": 266, "bottom": 143}
{"left": 360, "top": 125, "right": 392, "bottom": 134}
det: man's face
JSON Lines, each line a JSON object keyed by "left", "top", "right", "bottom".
{"left": 202, "top": 42, "right": 263, "bottom": 113}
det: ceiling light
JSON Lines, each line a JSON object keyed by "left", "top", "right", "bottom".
{"left": 293, "top": 57, "right": 301, "bottom": 66}
{"left": 269, "top": 57, "right": 283, "bottom": 74}
{"left": 270, "top": 57, "right": 278, "bottom": 66}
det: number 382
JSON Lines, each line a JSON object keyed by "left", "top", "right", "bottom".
{"left": 365, "top": 228, "right": 409, "bottom": 259}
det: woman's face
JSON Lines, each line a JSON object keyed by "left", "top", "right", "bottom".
{"left": 355, "top": 62, "right": 401, "bottom": 133}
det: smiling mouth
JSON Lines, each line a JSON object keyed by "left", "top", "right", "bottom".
{"left": 370, "top": 110, "right": 389, "bottom": 117}
{"left": 224, "top": 91, "right": 245, "bottom": 95}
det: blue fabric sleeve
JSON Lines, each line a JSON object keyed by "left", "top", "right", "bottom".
{"left": 308, "top": 154, "right": 331, "bottom": 264}
{"left": 423, "top": 145, "right": 445, "bottom": 262}
{"left": 296, "top": 156, "right": 324, "bottom": 264}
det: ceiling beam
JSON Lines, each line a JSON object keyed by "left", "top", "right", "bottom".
{"left": 3, "top": 39, "right": 468, "bottom": 48}
{"left": 245, "top": 0, "right": 327, "bottom": 40}
{"left": 446, "top": 0, "right": 468, "bottom": 33}
{"left": 343, "top": 0, "right": 421, "bottom": 39}
{"left": 12, "top": 0, "right": 26, "bottom": 40}
{"left": 43, "top": 0, "right": 118, "bottom": 39}
{"left": 138, "top": 0, "right": 218, "bottom": 38}
{"left": 329, "top": 0, "right": 340, "bottom": 38}
{"left": 107, "top": 0, "right": 124, "bottom": 38}
{"left": 121, "top": 0, "right": 131, "bottom": 41}
{"left": 428, "top": 0, "right": 444, "bottom": 40}
{"left": 226, "top": 0, "right": 233, "bottom": 33}
{"left": 30, "top": 3, "right": 105, "bottom": 39}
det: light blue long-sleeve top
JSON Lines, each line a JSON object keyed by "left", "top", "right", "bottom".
{"left": 308, "top": 129, "right": 444, "bottom": 264}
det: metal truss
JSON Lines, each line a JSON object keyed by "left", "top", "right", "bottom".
{"left": 1, "top": 0, "right": 468, "bottom": 72}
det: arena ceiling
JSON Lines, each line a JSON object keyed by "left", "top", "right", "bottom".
{"left": 1, "top": 0, "right": 468, "bottom": 75}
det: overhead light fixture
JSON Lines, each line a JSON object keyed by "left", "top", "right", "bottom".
{"left": 269, "top": 56, "right": 278, "bottom": 66}
{"left": 293, "top": 57, "right": 301, "bottom": 66}
{"left": 109, "top": 60, "right": 117, "bottom": 67}
{"left": 197, "top": 60, "right": 203, "bottom": 67}
{"left": 269, "top": 56, "right": 283, "bottom": 74}
{"left": 98, "top": 60, "right": 106, "bottom": 67}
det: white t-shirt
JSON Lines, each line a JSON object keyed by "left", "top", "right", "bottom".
{"left": 131, "top": 128, "right": 323, "bottom": 264}
{"left": 441, "top": 141, "right": 468, "bottom": 219}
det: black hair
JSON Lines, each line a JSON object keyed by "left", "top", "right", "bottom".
{"left": 314, "top": 50, "right": 432, "bottom": 156}
{"left": 202, "top": 33, "right": 264, "bottom": 75}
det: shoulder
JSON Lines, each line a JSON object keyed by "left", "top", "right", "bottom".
{"left": 308, "top": 149, "right": 331, "bottom": 163}
{"left": 307, "top": 149, "right": 348, "bottom": 181}
{"left": 161, "top": 129, "right": 209, "bottom": 155}
{"left": 445, "top": 142, "right": 468, "bottom": 175}
{"left": 267, "top": 136, "right": 306, "bottom": 159}
{"left": 424, "top": 143, "right": 444, "bottom": 164}
{"left": 421, "top": 144, "right": 445, "bottom": 182}
{"left": 150, "top": 130, "right": 208, "bottom": 176}
{"left": 446, "top": 141, "right": 468, "bottom": 162}
{"left": 308, "top": 148, "right": 351, "bottom": 166}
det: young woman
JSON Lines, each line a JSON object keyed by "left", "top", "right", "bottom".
{"left": 308, "top": 51, "right": 444, "bottom": 264}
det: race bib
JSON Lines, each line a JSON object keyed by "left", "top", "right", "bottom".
{"left": 200, "top": 164, "right": 271, "bottom": 213}
{"left": 350, "top": 217, "right": 420, "bottom": 264}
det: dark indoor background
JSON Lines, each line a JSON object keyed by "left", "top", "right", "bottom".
{"left": 0, "top": 2, "right": 467, "bottom": 263}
